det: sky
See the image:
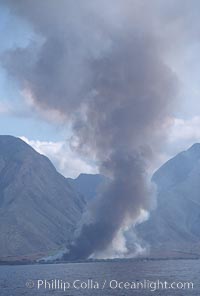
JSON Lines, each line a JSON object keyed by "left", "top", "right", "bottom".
{"left": 0, "top": 1, "right": 200, "bottom": 178}
{"left": 0, "top": 6, "right": 61, "bottom": 140}
{"left": 0, "top": 4, "right": 96, "bottom": 177}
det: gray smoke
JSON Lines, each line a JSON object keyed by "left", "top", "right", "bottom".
{"left": 1, "top": 0, "right": 182, "bottom": 259}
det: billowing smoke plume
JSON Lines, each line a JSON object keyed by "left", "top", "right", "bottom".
{"left": 1, "top": 0, "right": 180, "bottom": 259}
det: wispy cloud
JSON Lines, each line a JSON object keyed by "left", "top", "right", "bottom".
{"left": 150, "top": 116, "right": 200, "bottom": 172}
{"left": 168, "top": 116, "right": 200, "bottom": 153}
{"left": 20, "top": 136, "right": 98, "bottom": 178}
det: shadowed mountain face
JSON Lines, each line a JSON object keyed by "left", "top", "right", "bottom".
{"left": 138, "top": 143, "right": 200, "bottom": 248}
{"left": 67, "top": 174, "right": 107, "bottom": 202}
{"left": 71, "top": 144, "right": 200, "bottom": 252}
{"left": 1, "top": 136, "right": 200, "bottom": 258}
{"left": 0, "top": 135, "right": 85, "bottom": 257}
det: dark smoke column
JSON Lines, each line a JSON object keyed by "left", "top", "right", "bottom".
{"left": 64, "top": 33, "right": 177, "bottom": 259}
{"left": 1, "top": 0, "right": 178, "bottom": 259}
{"left": 64, "top": 152, "right": 154, "bottom": 260}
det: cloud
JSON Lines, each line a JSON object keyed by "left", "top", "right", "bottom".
{"left": 20, "top": 136, "right": 97, "bottom": 178}
{"left": 170, "top": 116, "right": 200, "bottom": 143}
{"left": 150, "top": 116, "right": 200, "bottom": 172}
{"left": 168, "top": 116, "right": 200, "bottom": 152}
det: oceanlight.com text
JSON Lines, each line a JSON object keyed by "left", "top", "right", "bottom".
{"left": 26, "top": 278, "right": 194, "bottom": 292}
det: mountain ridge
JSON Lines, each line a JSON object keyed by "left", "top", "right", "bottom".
{"left": 69, "top": 143, "right": 200, "bottom": 255}
{"left": 0, "top": 135, "right": 85, "bottom": 258}
{"left": 1, "top": 135, "right": 200, "bottom": 259}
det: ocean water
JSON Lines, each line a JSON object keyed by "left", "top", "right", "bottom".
{"left": 0, "top": 259, "right": 199, "bottom": 295}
